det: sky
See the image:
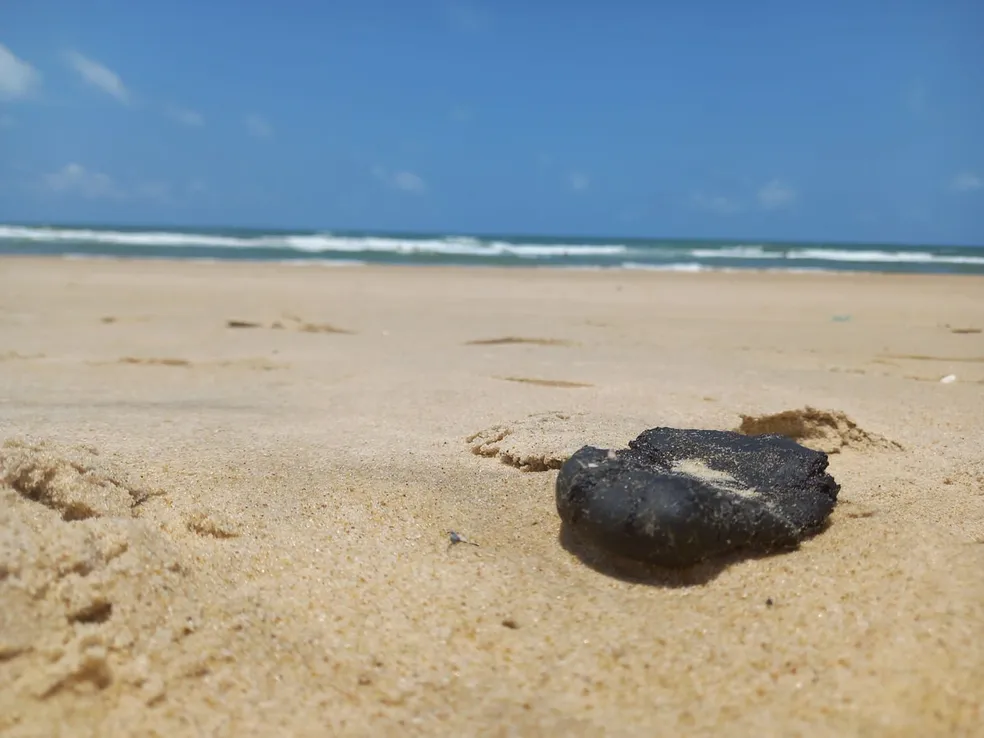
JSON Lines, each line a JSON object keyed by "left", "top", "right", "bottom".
{"left": 1, "top": 1, "right": 982, "bottom": 245}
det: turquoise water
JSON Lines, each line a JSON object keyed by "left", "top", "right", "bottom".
{"left": 2, "top": 224, "right": 983, "bottom": 275}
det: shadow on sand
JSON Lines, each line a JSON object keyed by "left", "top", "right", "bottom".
{"left": 557, "top": 521, "right": 826, "bottom": 588}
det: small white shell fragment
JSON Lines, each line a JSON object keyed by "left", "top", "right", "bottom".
{"left": 940, "top": 374, "right": 957, "bottom": 384}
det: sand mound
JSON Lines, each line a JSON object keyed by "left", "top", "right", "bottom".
{"left": 466, "top": 412, "right": 599, "bottom": 471}
{"left": 736, "top": 407, "right": 901, "bottom": 454}
{"left": 1, "top": 439, "right": 163, "bottom": 520}
{"left": 0, "top": 439, "right": 202, "bottom": 717}
{"left": 466, "top": 411, "right": 640, "bottom": 472}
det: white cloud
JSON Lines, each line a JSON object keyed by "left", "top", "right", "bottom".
{"left": 0, "top": 43, "right": 41, "bottom": 100}
{"left": 372, "top": 166, "right": 427, "bottom": 194}
{"left": 757, "top": 179, "right": 796, "bottom": 210}
{"left": 168, "top": 106, "right": 204, "bottom": 127}
{"left": 245, "top": 114, "right": 273, "bottom": 138}
{"left": 43, "top": 163, "right": 123, "bottom": 199}
{"left": 392, "top": 171, "right": 426, "bottom": 193}
{"left": 569, "top": 172, "right": 590, "bottom": 192}
{"left": 65, "top": 50, "right": 128, "bottom": 103}
{"left": 950, "top": 172, "right": 982, "bottom": 193}
{"left": 692, "top": 192, "right": 743, "bottom": 215}
{"left": 39, "top": 164, "right": 178, "bottom": 204}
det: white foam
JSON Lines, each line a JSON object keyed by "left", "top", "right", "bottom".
{"left": 0, "top": 225, "right": 628, "bottom": 259}
{"left": 620, "top": 261, "right": 707, "bottom": 272}
{"left": 4, "top": 225, "right": 982, "bottom": 269}
{"left": 279, "top": 259, "right": 367, "bottom": 267}
{"left": 688, "top": 243, "right": 984, "bottom": 266}
{"left": 1, "top": 225, "right": 261, "bottom": 248}
{"left": 786, "top": 248, "right": 984, "bottom": 265}
{"left": 690, "top": 245, "right": 773, "bottom": 259}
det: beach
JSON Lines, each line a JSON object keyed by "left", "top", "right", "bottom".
{"left": 1, "top": 257, "right": 982, "bottom": 736}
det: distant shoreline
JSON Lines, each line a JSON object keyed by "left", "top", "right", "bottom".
{"left": 7, "top": 254, "right": 984, "bottom": 284}
{"left": 2, "top": 223, "right": 983, "bottom": 275}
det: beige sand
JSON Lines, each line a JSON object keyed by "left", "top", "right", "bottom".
{"left": 1, "top": 258, "right": 982, "bottom": 737}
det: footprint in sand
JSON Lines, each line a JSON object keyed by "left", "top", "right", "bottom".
{"left": 119, "top": 357, "right": 191, "bottom": 367}
{"left": 184, "top": 507, "right": 241, "bottom": 539}
{"left": 0, "top": 438, "right": 240, "bottom": 699}
{"left": 100, "top": 316, "right": 151, "bottom": 324}
{"left": 110, "top": 357, "right": 286, "bottom": 371}
{"left": 465, "top": 336, "right": 577, "bottom": 347}
{"left": 495, "top": 376, "right": 593, "bottom": 389}
{"left": 227, "top": 315, "right": 353, "bottom": 334}
{"left": 467, "top": 407, "right": 901, "bottom": 473}
{"left": 736, "top": 406, "right": 902, "bottom": 454}
{"left": 0, "top": 439, "right": 169, "bottom": 684}
{"left": 0, "top": 438, "right": 166, "bottom": 519}
{"left": 215, "top": 358, "right": 287, "bottom": 371}
{"left": 466, "top": 411, "right": 641, "bottom": 472}
{"left": 879, "top": 353, "right": 984, "bottom": 363}
{"left": 944, "top": 324, "right": 982, "bottom": 335}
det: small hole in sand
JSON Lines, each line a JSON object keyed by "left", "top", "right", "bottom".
{"left": 69, "top": 600, "right": 113, "bottom": 625}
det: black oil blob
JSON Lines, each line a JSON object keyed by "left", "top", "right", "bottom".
{"left": 556, "top": 428, "right": 839, "bottom": 569}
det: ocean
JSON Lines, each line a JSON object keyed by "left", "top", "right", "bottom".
{"left": 2, "top": 224, "right": 983, "bottom": 275}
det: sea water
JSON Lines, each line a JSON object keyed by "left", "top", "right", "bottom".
{"left": 2, "top": 224, "right": 983, "bottom": 275}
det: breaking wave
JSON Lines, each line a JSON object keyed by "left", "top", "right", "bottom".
{"left": 2, "top": 225, "right": 982, "bottom": 274}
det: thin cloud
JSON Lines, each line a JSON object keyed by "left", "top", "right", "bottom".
{"left": 950, "top": 172, "right": 982, "bottom": 193}
{"left": 692, "top": 192, "right": 743, "bottom": 215}
{"left": 905, "top": 79, "right": 927, "bottom": 115}
{"left": 450, "top": 105, "right": 473, "bottom": 123}
{"left": 444, "top": 0, "right": 490, "bottom": 31}
{"left": 43, "top": 163, "right": 123, "bottom": 199}
{"left": 372, "top": 166, "right": 427, "bottom": 194}
{"left": 41, "top": 163, "right": 172, "bottom": 202}
{"left": 245, "top": 114, "right": 273, "bottom": 138}
{"left": 569, "top": 172, "right": 590, "bottom": 192}
{"left": 392, "top": 171, "right": 426, "bottom": 193}
{"left": 757, "top": 179, "right": 796, "bottom": 210}
{"left": 135, "top": 181, "right": 171, "bottom": 202}
{"left": 0, "top": 43, "right": 41, "bottom": 100}
{"left": 64, "top": 50, "right": 128, "bottom": 103}
{"left": 168, "top": 106, "right": 204, "bottom": 127}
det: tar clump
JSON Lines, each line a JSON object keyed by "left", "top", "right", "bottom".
{"left": 556, "top": 427, "right": 840, "bottom": 568}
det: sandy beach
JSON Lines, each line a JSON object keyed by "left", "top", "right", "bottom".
{"left": 1, "top": 257, "right": 982, "bottom": 737}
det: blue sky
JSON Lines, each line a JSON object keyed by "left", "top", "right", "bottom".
{"left": 1, "top": 1, "right": 982, "bottom": 244}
